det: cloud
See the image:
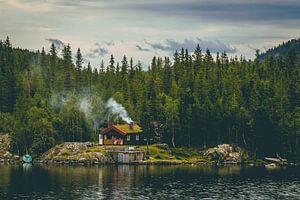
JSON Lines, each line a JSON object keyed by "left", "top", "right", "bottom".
{"left": 136, "top": 45, "right": 150, "bottom": 52}
{"left": 2, "top": 0, "right": 298, "bottom": 65}
{"left": 247, "top": 44, "right": 258, "bottom": 51}
{"left": 145, "top": 41, "right": 168, "bottom": 51}
{"left": 103, "top": 41, "right": 115, "bottom": 46}
{"left": 86, "top": 43, "right": 109, "bottom": 58}
{"left": 4, "top": 0, "right": 300, "bottom": 26}
{"left": 45, "top": 38, "right": 65, "bottom": 50}
{"left": 141, "top": 38, "right": 236, "bottom": 54}
{"left": 127, "top": 0, "right": 300, "bottom": 25}
{"left": 95, "top": 41, "right": 115, "bottom": 47}
{"left": 4, "top": 0, "right": 53, "bottom": 12}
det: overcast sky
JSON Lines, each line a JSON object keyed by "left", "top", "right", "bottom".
{"left": 1, "top": 0, "right": 299, "bottom": 68}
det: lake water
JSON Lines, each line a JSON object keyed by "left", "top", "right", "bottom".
{"left": 0, "top": 164, "right": 300, "bottom": 200}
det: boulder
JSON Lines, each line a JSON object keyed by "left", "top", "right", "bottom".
{"left": 3, "top": 151, "right": 12, "bottom": 158}
{"left": 78, "top": 157, "right": 87, "bottom": 163}
{"left": 265, "top": 163, "right": 280, "bottom": 170}
{"left": 39, "top": 142, "right": 115, "bottom": 165}
{"left": 0, "top": 134, "right": 21, "bottom": 163}
{"left": 204, "top": 144, "right": 247, "bottom": 164}
{"left": 0, "top": 134, "right": 11, "bottom": 153}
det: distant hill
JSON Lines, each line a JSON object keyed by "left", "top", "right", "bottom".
{"left": 260, "top": 38, "right": 300, "bottom": 60}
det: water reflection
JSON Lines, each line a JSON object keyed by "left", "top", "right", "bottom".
{"left": 0, "top": 165, "right": 12, "bottom": 193}
{"left": 22, "top": 163, "right": 32, "bottom": 173}
{"left": 0, "top": 164, "right": 300, "bottom": 199}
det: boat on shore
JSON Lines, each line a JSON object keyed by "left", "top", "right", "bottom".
{"left": 22, "top": 154, "right": 32, "bottom": 163}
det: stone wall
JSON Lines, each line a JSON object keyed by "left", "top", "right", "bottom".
{"left": 109, "top": 151, "right": 146, "bottom": 164}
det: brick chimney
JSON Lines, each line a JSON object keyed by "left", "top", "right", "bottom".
{"left": 129, "top": 122, "right": 134, "bottom": 129}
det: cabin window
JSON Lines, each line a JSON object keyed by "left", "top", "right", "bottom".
{"left": 136, "top": 135, "right": 139, "bottom": 141}
{"left": 127, "top": 135, "right": 131, "bottom": 141}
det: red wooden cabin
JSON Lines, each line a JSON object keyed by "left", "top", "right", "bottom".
{"left": 99, "top": 123, "right": 142, "bottom": 145}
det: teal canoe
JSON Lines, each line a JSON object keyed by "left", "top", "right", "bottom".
{"left": 22, "top": 154, "right": 32, "bottom": 163}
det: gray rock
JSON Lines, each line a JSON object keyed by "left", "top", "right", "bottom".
{"left": 78, "top": 158, "right": 87, "bottom": 163}
{"left": 265, "top": 163, "right": 279, "bottom": 170}
{"left": 204, "top": 144, "right": 247, "bottom": 164}
{"left": 3, "top": 151, "right": 12, "bottom": 158}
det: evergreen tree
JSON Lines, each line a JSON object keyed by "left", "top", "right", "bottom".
{"left": 1, "top": 36, "right": 300, "bottom": 158}
{"left": 109, "top": 54, "right": 115, "bottom": 73}
{"left": 62, "top": 44, "right": 74, "bottom": 91}
{"left": 75, "top": 48, "right": 83, "bottom": 92}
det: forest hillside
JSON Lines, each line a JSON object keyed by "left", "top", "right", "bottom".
{"left": 0, "top": 37, "right": 299, "bottom": 159}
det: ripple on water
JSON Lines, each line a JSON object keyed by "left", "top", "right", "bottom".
{"left": 0, "top": 165, "right": 300, "bottom": 200}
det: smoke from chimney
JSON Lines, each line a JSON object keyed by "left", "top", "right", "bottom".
{"left": 106, "top": 98, "right": 133, "bottom": 124}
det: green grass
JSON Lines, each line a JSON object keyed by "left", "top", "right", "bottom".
{"left": 79, "top": 146, "right": 106, "bottom": 153}
{"left": 140, "top": 145, "right": 209, "bottom": 163}
{"left": 60, "top": 149, "right": 72, "bottom": 156}
{"left": 45, "top": 144, "right": 210, "bottom": 164}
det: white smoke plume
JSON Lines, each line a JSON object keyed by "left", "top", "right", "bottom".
{"left": 106, "top": 98, "right": 133, "bottom": 124}
{"left": 79, "top": 97, "right": 92, "bottom": 118}
{"left": 49, "top": 91, "right": 106, "bottom": 130}
{"left": 49, "top": 92, "right": 133, "bottom": 130}
{"left": 79, "top": 96, "right": 106, "bottom": 130}
{"left": 49, "top": 92, "right": 70, "bottom": 109}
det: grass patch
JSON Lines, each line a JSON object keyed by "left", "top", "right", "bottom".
{"left": 60, "top": 149, "right": 72, "bottom": 156}
{"left": 140, "top": 145, "right": 209, "bottom": 163}
{"left": 170, "top": 147, "right": 209, "bottom": 162}
{"left": 55, "top": 155, "right": 70, "bottom": 160}
{"left": 171, "top": 147, "right": 200, "bottom": 158}
{"left": 79, "top": 146, "right": 106, "bottom": 153}
{"left": 141, "top": 145, "right": 175, "bottom": 160}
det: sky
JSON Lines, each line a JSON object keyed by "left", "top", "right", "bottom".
{"left": 1, "top": 0, "right": 300, "bottom": 69}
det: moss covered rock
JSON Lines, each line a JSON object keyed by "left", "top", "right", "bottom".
{"left": 0, "top": 134, "right": 21, "bottom": 163}
{"left": 204, "top": 144, "right": 248, "bottom": 164}
{"left": 39, "top": 142, "right": 114, "bottom": 164}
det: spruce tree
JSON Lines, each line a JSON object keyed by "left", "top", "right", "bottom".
{"left": 75, "top": 48, "right": 83, "bottom": 92}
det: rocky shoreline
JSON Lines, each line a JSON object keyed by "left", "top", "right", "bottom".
{"left": 0, "top": 135, "right": 275, "bottom": 166}
{"left": 0, "top": 152, "right": 21, "bottom": 164}
{"left": 0, "top": 134, "right": 21, "bottom": 164}
{"left": 35, "top": 142, "right": 147, "bottom": 165}
{"left": 33, "top": 143, "right": 249, "bottom": 166}
{"left": 35, "top": 142, "right": 114, "bottom": 165}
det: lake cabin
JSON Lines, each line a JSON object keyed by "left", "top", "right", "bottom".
{"left": 99, "top": 123, "right": 143, "bottom": 145}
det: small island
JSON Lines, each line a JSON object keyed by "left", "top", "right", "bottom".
{"left": 0, "top": 131, "right": 250, "bottom": 166}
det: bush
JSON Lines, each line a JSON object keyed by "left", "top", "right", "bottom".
{"left": 0, "top": 112, "right": 16, "bottom": 134}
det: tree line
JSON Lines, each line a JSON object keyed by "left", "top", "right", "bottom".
{"left": 0, "top": 36, "right": 299, "bottom": 159}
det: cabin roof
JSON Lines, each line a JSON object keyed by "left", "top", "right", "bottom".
{"left": 101, "top": 124, "right": 142, "bottom": 135}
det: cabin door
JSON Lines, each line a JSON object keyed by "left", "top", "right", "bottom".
{"left": 99, "top": 134, "right": 103, "bottom": 145}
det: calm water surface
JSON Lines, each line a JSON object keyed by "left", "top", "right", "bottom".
{"left": 0, "top": 164, "right": 300, "bottom": 199}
